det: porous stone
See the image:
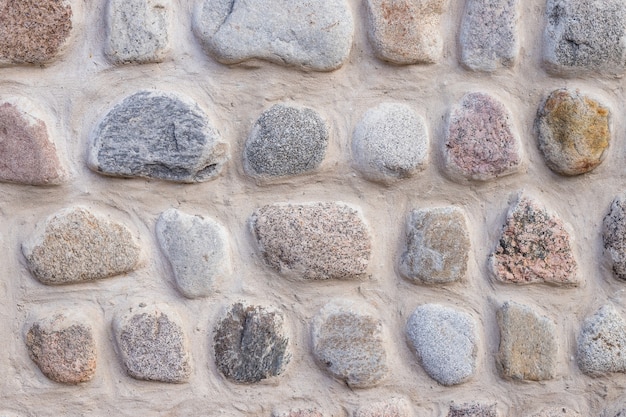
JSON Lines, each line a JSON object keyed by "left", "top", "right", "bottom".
{"left": 536, "top": 89, "right": 610, "bottom": 176}
{"left": 399, "top": 207, "right": 469, "bottom": 284}
{"left": 214, "top": 302, "right": 290, "bottom": 383}
{"left": 352, "top": 102, "right": 428, "bottom": 183}
{"left": 114, "top": 304, "right": 191, "bottom": 383}
{"left": 312, "top": 300, "right": 388, "bottom": 388}
{"left": 250, "top": 202, "right": 371, "bottom": 280}
{"left": 354, "top": 398, "right": 413, "bottom": 417}
{"left": 491, "top": 194, "right": 578, "bottom": 286}
{"left": 577, "top": 305, "right": 626, "bottom": 376}
{"left": 527, "top": 408, "right": 581, "bottom": 417}
{"left": 244, "top": 104, "right": 328, "bottom": 178}
{"left": 88, "top": 90, "right": 228, "bottom": 183}
{"left": 156, "top": 208, "right": 230, "bottom": 299}
{"left": 603, "top": 195, "right": 626, "bottom": 281}
{"left": 22, "top": 207, "right": 141, "bottom": 285}
{"left": 448, "top": 403, "right": 497, "bottom": 417}
{"left": 193, "top": 0, "right": 354, "bottom": 71}
{"left": 443, "top": 92, "right": 522, "bottom": 182}
{"left": 365, "top": 0, "right": 448, "bottom": 64}
{"left": 273, "top": 410, "right": 324, "bottom": 417}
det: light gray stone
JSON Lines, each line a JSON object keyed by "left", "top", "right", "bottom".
{"left": 603, "top": 195, "right": 626, "bottom": 281}
{"left": 577, "top": 305, "right": 626, "bottom": 376}
{"left": 448, "top": 403, "right": 498, "bottom": 417}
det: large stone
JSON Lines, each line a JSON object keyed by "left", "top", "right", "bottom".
{"left": 193, "top": 0, "right": 354, "bottom": 71}
{"left": 602, "top": 195, "right": 626, "bottom": 281}
{"left": 447, "top": 403, "right": 497, "bottom": 417}
{"left": 354, "top": 398, "right": 413, "bottom": 417}
{"left": 22, "top": 207, "right": 141, "bottom": 285}
{"left": 88, "top": 90, "right": 228, "bottom": 183}
{"left": 577, "top": 305, "right": 626, "bottom": 376}
{"left": 527, "top": 408, "right": 581, "bottom": 417}
{"left": 250, "top": 202, "right": 371, "bottom": 280}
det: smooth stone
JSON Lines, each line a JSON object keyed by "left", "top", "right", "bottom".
{"left": 577, "top": 305, "right": 626, "bottom": 376}
{"left": 603, "top": 194, "right": 626, "bottom": 280}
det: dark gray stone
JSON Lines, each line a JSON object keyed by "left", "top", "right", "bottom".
{"left": 603, "top": 195, "right": 626, "bottom": 280}
{"left": 577, "top": 305, "right": 626, "bottom": 376}
{"left": 448, "top": 403, "right": 498, "bottom": 417}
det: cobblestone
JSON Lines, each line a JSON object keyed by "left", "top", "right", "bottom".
{"left": 602, "top": 195, "right": 626, "bottom": 281}
{"left": 577, "top": 305, "right": 626, "bottom": 376}
{"left": 354, "top": 398, "right": 412, "bottom": 417}
{"left": 447, "top": 403, "right": 498, "bottom": 417}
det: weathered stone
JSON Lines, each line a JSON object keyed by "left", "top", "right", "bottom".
{"left": 536, "top": 89, "right": 610, "bottom": 175}
{"left": 312, "top": 300, "right": 388, "bottom": 388}
{"left": 602, "top": 404, "right": 626, "bottom": 417}
{"left": 577, "top": 305, "right": 626, "bottom": 376}
{"left": 399, "top": 207, "right": 469, "bottom": 284}
{"left": 250, "top": 202, "right": 371, "bottom": 280}
{"left": 603, "top": 195, "right": 626, "bottom": 281}
{"left": 491, "top": 194, "right": 578, "bottom": 286}
{"left": 22, "top": 207, "right": 141, "bottom": 285}
{"left": 156, "top": 209, "right": 230, "bottom": 299}
{"left": 88, "top": 90, "right": 228, "bottom": 183}
{"left": 355, "top": 398, "right": 413, "bottom": 417}
{"left": 527, "top": 408, "right": 581, "bottom": 417}
{"left": 352, "top": 102, "right": 428, "bottom": 183}
{"left": 406, "top": 304, "right": 478, "bottom": 386}
{"left": 443, "top": 93, "right": 522, "bottom": 182}
{"left": 113, "top": 304, "right": 191, "bottom": 383}
{"left": 448, "top": 403, "right": 497, "bottom": 417}
{"left": 193, "top": 0, "right": 353, "bottom": 71}
{"left": 244, "top": 104, "right": 328, "bottom": 178}
{"left": 365, "top": 0, "right": 448, "bottom": 64}
{"left": 273, "top": 410, "right": 324, "bottom": 417}
{"left": 214, "top": 302, "right": 290, "bottom": 383}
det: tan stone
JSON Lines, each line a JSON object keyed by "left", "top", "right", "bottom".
{"left": 354, "top": 398, "right": 413, "bottom": 417}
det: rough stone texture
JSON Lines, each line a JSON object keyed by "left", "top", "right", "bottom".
{"left": 354, "top": 398, "right": 413, "bottom": 417}
{"left": 448, "top": 403, "right": 498, "bottom": 417}
{"left": 22, "top": 207, "right": 141, "bottom": 285}
{"left": 365, "top": 0, "right": 448, "bottom": 64}
{"left": 602, "top": 405, "right": 626, "bottom": 417}
{"left": 89, "top": 90, "right": 228, "bottom": 183}
{"left": 491, "top": 194, "right": 578, "bottom": 286}
{"left": 250, "top": 202, "right": 371, "bottom": 280}
{"left": 536, "top": 89, "right": 610, "bottom": 176}
{"left": 352, "top": 102, "right": 428, "bottom": 183}
{"left": 312, "top": 300, "right": 388, "bottom": 388}
{"left": 443, "top": 92, "right": 522, "bottom": 182}
{"left": 273, "top": 410, "right": 324, "bottom": 417}
{"left": 406, "top": 304, "right": 478, "bottom": 386}
{"left": 213, "top": 302, "right": 290, "bottom": 383}
{"left": 543, "top": 0, "right": 626, "bottom": 77}
{"left": 106, "top": 0, "right": 170, "bottom": 64}
{"left": 527, "top": 408, "right": 581, "bottom": 417}
{"left": 113, "top": 305, "right": 191, "bottom": 383}
{"left": 244, "top": 104, "right": 328, "bottom": 178}
{"left": 603, "top": 195, "right": 626, "bottom": 281}
{"left": 577, "top": 305, "right": 626, "bottom": 376}
{"left": 25, "top": 313, "right": 96, "bottom": 384}
{"left": 193, "top": 0, "right": 354, "bottom": 71}
{"left": 156, "top": 208, "right": 230, "bottom": 299}
{"left": 399, "top": 207, "right": 469, "bottom": 284}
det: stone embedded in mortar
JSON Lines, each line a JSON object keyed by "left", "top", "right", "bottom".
{"left": 88, "top": 90, "right": 228, "bottom": 183}
{"left": 527, "top": 408, "right": 581, "bottom": 417}
{"left": 250, "top": 202, "right": 371, "bottom": 280}
{"left": 214, "top": 302, "right": 290, "bottom": 383}
{"left": 603, "top": 194, "right": 626, "bottom": 281}
{"left": 22, "top": 207, "right": 141, "bottom": 285}
{"left": 602, "top": 404, "right": 626, "bottom": 417}
{"left": 354, "top": 398, "right": 413, "bottom": 417}
{"left": 193, "top": 0, "right": 353, "bottom": 71}
{"left": 273, "top": 410, "right": 324, "bottom": 417}
{"left": 577, "top": 305, "right": 626, "bottom": 376}
{"left": 448, "top": 403, "right": 498, "bottom": 417}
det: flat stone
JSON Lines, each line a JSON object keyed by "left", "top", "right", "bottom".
{"left": 443, "top": 92, "right": 522, "bottom": 182}
{"left": 106, "top": 0, "right": 170, "bottom": 64}
{"left": 448, "top": 403, "right": 497, "bottom": 417}
{"left": 273, "top": 410, "right": 324, "bottom": 417}
{"left": 577, "top": 305, "right": 626, "bottom": 376}
{"left": 603, "top": 194, "right": 626, "bottom": 281}
{"left": 193, "top": 0, "right": 354, "bottom": 71}
{"left": 536, "top": 89, "right": 610, "bottom": 175}
{"left": 527, "top": 408, "right": 581, "bottom": 417}
{"left": 250, "top": 202, "right": 371, "bottom": 280}
{"left": 113, "top": 304, "right": 191, "bottom": 383}
{"left": 352, "top": 102, "right": 428, "bottom": 183}
{"left": 88, "top": 90, "right": 228, "bottom": 183}
{"left": 399, "top": 207, "right": 469, "bottom": 284}
{"left": 156, "top": 208, "right": 230, "bottom": 299}
{"left": 543, "top": 0, "right": 626, "bottom": 77}
{"left": 26, "top": 313, "right": 96, "bottom": 384}
{"left": 491, "top": 194, "right": 578, "bottom": 286}
{"left": 355, "top": 398, "right": 413, "bottom": 417}
{"left": 214, "top": 302, "right": 290, "bottom": 383}
{"left": 244, "top": 104, "right": 328, "bottom": 178}
{"left": 365, "top": 0, "right": 448, "bottom": 64}
{"left": 312, "top": 300, "right": 388, "bottom": 388}
{"left": 22, "top": 207, "right": 141, "bottom": 285}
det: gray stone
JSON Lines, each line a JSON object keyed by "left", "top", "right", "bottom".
{"left": 448, "top": 403, "right": 497, "bottom": 417}
{"left": 577, "top": 305, "right": 626, "bottom": 376}
{"left": 244, "top": 104, "right": 328, "bottom": 178}
{"left": 193, "top": 0, "right": 354, "bottom": 71}
{"left": 214, "top": 302, "right": 290, "bottom": 383}
{"left": 22, "top": 207, "right": 141, "bottom": 285}
{"left": 602, "top": 404, "right": 626, "bottom": 417}
{"left": 88, "top": 90, "right": 228, "bottom": 183}
{"left": 528, "top": 408, "right": 581, "bottom": 417}
{"left": 406, "top": 304, "right": 478, "bottom": 386}
{"left": 352, "top": 102, "right": 428, "bottom": 183}
{"left": 603, "top": 195, "right": 626, "bottom": 281}
{"left": 354, "top": 398, "right": 413, "bottom": 417}
{"left": 156, "top": 209, "right": 230, "bottom": 299}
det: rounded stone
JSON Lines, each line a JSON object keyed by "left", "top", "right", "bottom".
{"left": 448, "top": 403, "right": 498, "bottom": 417}
{"left": 577, "top": 305, "right": 626, "bottom": 376}
{"left": 354, "top": 398, "right": 413, "bottom": 417}
{"left": 603, "top": 194, "right": 626, "bottom": 281}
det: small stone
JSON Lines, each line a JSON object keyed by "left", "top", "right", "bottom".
{"left": 156, "top": 208, "right": 230, "bottom": 299}
{"left": 22, "top": 207, "right": 141, "bottom": 285}
{"left": 443, "top": 92, "right": 522, "bottom": 182}
{"left": 113, "top": 304, "right": 191, "bottom": 383}
{"left": 527, "top": 408, "right": 581, "bottom": 417}
{"left": 577, "top": 305, "right": 626, "bottom": 376}
{"left": 244, "top": 104, "right": 328, "bottom": 178}
{"left": 352, "top": 102, "right": 428, "bottom": 183}
{"left": 312, "top": 300, "right": 388, "bottom": 388}
{"left": 214, "top": 302, "right": 290, "bottom": 383}
{"left": 603, "top": 195, "right": 626, "bottom": 280}
{"left": 354, "top": 398, "right": 413, "bottom": 417}
{"left": 365, "top": 0, "right": 448, "bottom": 64}
{"left": 88, "top": 90, "right": 228, "bottom": 183}
{"left": 273, "top": 410, "right": 324, "bottom": 417}
{"left": 250, "top": 202, "right": 371, "bottom": 280}
{"left": 448, "top": 403, "right": 497, "bottom": 417}
{"left": 193, "top": 0, "right": 354, "bottom": 71}
{"left": 399, "top": 207, "right": 469, "bottom": 284}
{"left": 491, "top": 194, "right": 578, "bottom": 286}
{"left": 536, "top": 89, "right": 610, "bottom": 175}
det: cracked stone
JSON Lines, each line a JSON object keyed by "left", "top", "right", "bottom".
{"left": 577, "top": 305, "right": 626, "bottom": 376}
{"left": 354, "top": 398, "right": 413, "bottom": 417}
{"left": 448, "top": 403, "right": 498, "bottom": 417}
{"left": 603, "top": 194, "right": 626, "bottom": 281}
